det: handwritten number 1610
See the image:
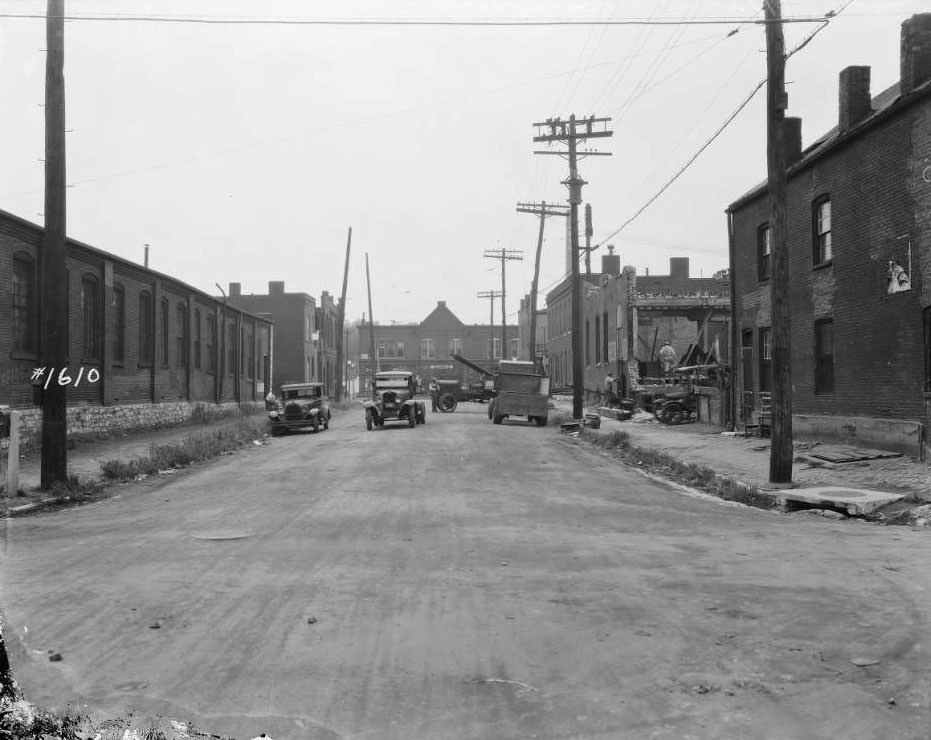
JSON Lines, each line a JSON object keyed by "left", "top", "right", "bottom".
{"left": 32, "top": 367, "right": 101, "bottom": 388}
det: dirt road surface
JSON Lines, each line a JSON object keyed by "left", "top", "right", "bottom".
{"left": 2, "top": 404, "right": 930, "bottom": 739}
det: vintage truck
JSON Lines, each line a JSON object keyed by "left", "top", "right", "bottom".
{"left": 363, "top": 370, "right": 426, "bottom": 430}
{"left": 486, "top": 360, "right": 550, "bottom": 427}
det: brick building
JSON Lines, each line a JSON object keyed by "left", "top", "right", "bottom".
{"left": 226, "top": 281, "right": 316, "bottom": 392}
{"left": 316, "top": 291, "right": 339, "bottom": 394}
{"left": 545, "top": 273, "right": 603, "bottom": 391}
{"left": 516, "top": 294, "right": 547, "bottom": 363}
{"left": 1, "top": 209, "right": 272, "bottom": 440}
{"left": 358, "top": 300, "right": 516, "bottom": 389}
{"left": 726, "top": 14, "right": 931, "bottom": 457}
{"left": 545, "top": 252, "right": 729, "bottom": 405}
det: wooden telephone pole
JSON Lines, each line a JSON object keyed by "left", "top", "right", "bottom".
{"left": 765, "top": 0, "right": 793, "bottom": 483}
{"left": 40, "top": 0, "right": 68, "bottom": 489}
{"left": 533, "top": 115, "right": 612, "bottom": 419}
{"left": 477, "top": 290, "right": 502, "bottom": 360}
{"left": 365, "top": 254, "right": 378, "bottom": 392}
{"left": 483, "top": 249, "right": 523, "bottom": 361}
{"left": 334, "top": 226, "right": 352, "bottom": 402}
{"left": 516, "top": 201, "right": 570, "bottom": 362}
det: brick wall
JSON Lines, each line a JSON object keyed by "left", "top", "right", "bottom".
{"left": 730, "top": 91, "right": 930, "bottom": 439}
{"left": 1, "top": 210, "right": 272, "bottom": 415}
{"left": 11, "top": 400, "right": 262, "bottom": 453}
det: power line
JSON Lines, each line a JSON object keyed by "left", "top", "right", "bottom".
{"left": 591, "top": 12, "right": 837, "bottom": 251}
{"left": 0, "top": 12, "right": 837, "bottom": 26}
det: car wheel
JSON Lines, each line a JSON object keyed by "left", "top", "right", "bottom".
{"left": 535, "top": 415, "right": 548, "bottom": 427}
{"left": 324, "top": 412, "right": 330, "bottom": 430}
{"left": 365, "top": 415, "right": 373, "bottom": 431}
{"left": 669, "top": 408, "right": 684, "bottom": 425}
{"left": 493, "top": 413, "right": 504, "bottom": 425}
{"left": 408, "top": 411, "right": 416, "bottom": 428}
{"left": 488, "top": 400, "right": 495, "bottom": 420}
{"left": 438, "top": 393, "right": 457, "bottom": 413}
{"left": 312, "top": 415, "right": 320, "bottom": 433}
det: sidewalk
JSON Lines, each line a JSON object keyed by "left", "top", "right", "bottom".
{"left": 559, "top": 400, "right": 931, "bottom": 521}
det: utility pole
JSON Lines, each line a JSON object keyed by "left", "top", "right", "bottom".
{"left": 477, "top": 290, "right": 502, "bottom": 360}
{"left": 483, "top": 249, "right": 523, "bottom": 361}
{"left": 516, "top": 201, "right": 569, "bottom": 363}
{"left": 533, "top": 114, "right": 612, "bottom": 419}
{"left": 365, "top": 253, "right": 378, "bottom": 393}
{"left": 584, "top": 203, "right": 594, "bottom": 275}
{"left": 765, "top": 0, "right": 792, "bottom": 483}
{"left": 40, "top": 0, "right": 67, "bottom": 489}
{"left": 334, "top": 226, "right": 352, "bottom": 402}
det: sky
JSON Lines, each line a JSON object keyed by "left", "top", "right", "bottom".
{"left": 0, "top": 0, "right": 927, "bottom": 326}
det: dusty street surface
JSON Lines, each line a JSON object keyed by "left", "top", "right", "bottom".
{"left": 2, "top": 403, "right": 930, "bottom": 739}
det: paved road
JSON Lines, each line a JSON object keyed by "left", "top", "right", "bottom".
{"left": 2, "top": 404, "right": 930, "bottom": 739}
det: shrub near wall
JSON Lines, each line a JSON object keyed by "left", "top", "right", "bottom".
{"left": 13, "top": 401, "right": 262, "bottom": 453}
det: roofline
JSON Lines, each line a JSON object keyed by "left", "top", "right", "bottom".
{"left": 0, "top": 207, "right": 272, "bottom": 325}
{"left": 725, "top": 79, "right": 931, "bottom": 214}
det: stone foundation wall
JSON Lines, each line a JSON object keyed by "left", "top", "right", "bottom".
{"left": 12, "top": 401, "right": 262, "bottom": 452}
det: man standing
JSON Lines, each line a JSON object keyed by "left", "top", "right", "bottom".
{"left": 603, "top": 372, "right": 617, "bottom": 407}
{"left": 659, "top": 341, "right": 678, "bottom": 377}
{"left": 429, "top": 377, "right": 439, "bottom": 412}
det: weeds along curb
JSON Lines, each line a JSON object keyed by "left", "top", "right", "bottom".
{"left": 100, "top": 417, "right": 270, "bottom": 482}
{"left": 577, "top": 427, "right": 776, "bottom": 510}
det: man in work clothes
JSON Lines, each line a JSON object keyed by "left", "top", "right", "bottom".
{"left": 429, "top": 378, "right": 440, "bottom": 412}
{"left": 603, "top": 372, "right": 617, "bottom": 407}
{"left": 659, "top": 341, "right": 678, "bottom": 377}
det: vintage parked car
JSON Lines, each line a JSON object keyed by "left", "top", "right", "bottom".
{"left": 363, "top": 370, "right": 426, "bottom": 430}
{"left": 487, "top": 360, "right": 550, "bottom": 426}
{"left": 268, "top": 382, "right": 331, "bottom": 435}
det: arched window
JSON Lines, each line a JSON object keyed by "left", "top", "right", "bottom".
{"left": 193, "top": 308, "right": 202, "bottom": 369}
{"left": 81, "top": 274, "right": 101, "bottom": 361}
{"left": 176, "top": 303, "right": 188, "bottom": 369}
{"left": 206, "top": 314, "right": 217, "bottom": 373}
{"left": 161, "top": 298, "right": 170, "bottom": 367}
{"left": 139, "top": 291, "right": 154, "bottom": 365}
{"left": 112, "top": 283, "right": 126, "bottom": 364}
{"left": 12, "top": 252, "right": 37, "bottom": 354}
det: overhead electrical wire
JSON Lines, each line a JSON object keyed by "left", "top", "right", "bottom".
{"left": 0, "top": 11, "right": 837, "bottom": 26}
{"left": 589, "top": 11, "right": 839, "bottom": 252}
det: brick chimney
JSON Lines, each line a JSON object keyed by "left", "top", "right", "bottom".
{"left": 437, "top": 300, "right": 447, "bottom": 309}
{"left": 269, "top": 280, "right": 285, "bottom": 295}
{"left": 901, "top": 14, "right": 931, "bottom": 95}
{"left": 669, "top": 257, "right": 689, "bottom": 279}
{"left": 228, "top": 282, "right": 241, "bottom": 298}
{"left": 601, "top": 245, "right": 621, "bottom": 276}
{"left": 838, "top": 66, "right": 872, "bottom": 131}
